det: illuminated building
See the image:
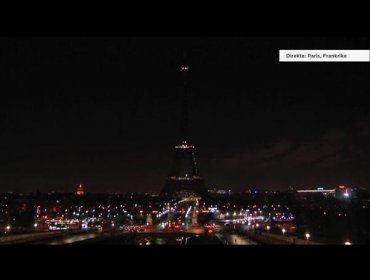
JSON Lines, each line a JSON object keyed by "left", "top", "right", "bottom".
{"left": 296, "top": 187, "right": 336, "bottom": 196}
{"left": 335, "top": 185, "right": 353, "bottom": 200}
{"left": 161, "top": 64, "right": 207, "bottom": 199}
{"left": 146, "top": 213, "right": 153, "bottom": 225}
{"left": 191, "top": 209, "right": 198, "bottom": 225}
{"left": 76, "top": 184, "right": 85, "bottom": 196}
{"left": 208, "top": 188, "right": 232, "bottom": 195}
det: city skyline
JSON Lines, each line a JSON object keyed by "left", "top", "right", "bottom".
{"left": 1, "top": 37, "right": 370, "bottom": 193}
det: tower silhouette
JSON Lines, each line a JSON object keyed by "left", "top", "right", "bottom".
{"left": 160, "top": 63, "right": 207, "bottom": 199}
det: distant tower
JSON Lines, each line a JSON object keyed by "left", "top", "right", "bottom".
{"left": 160, "top": 63, "right": 207, "bottom": 199}
{"left": 76, "top": 184, "right": 85, "bottom": 196}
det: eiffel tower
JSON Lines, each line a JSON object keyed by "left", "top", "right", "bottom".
{"left": 160, "top": 64, "right": 207, "bottom": 199}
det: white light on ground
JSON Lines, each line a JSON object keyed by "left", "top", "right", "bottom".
{"left": 305, "top": 233, "right": 310, "bottom": 240}
{"left": 345, "top": 241, "right": 352, "bottom": 245}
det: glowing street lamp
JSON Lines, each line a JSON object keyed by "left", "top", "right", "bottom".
{"left": 344, "top": 241, "right": 352, "bottom": 245}
{"left": 6, "top": 225, "right": 11, "bottom": 231}
{"left": 305, "top": 233, "right": 310, "bottom": 241}
{"left": 34, "top": 223, "right": 38, "bottom": 229}
{"left": 266, "top": 225, "right": 271, "bottom": 231}
{"left": 282, "top": 228, "right": 286, "bottom": 235}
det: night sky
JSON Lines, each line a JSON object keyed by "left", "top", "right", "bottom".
{"left": 1, "top": 37, "right": 370, "bottom": 193}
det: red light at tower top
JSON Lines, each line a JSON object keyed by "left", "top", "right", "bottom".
{"left": 180, "top": 65, "right": 190, "bottom": 72}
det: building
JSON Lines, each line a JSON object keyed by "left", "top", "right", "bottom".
{"left": 208, "top": 188, "right": 232, "bottom": 196}
{"left": 335, "top": 185, "right": 354, "bottom": 200}
{"left": 161, "top": 140, "right": 207, "bottom": 199}
{"left": 296, "top": 187, "right": 336, "bottom": 197}
{"left": 160, "top": 64, "right": 207, "bottom": 199}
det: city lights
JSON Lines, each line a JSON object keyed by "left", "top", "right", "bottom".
{"left": 0, "top": 159, "right": 365, "bottom": 246}
{"left": 0, "top": 35, "right": 368, "bottom": 248}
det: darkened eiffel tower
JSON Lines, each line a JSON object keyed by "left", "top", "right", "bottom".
{"left": 160, "top": 63, "right": 207, "bottom": 199}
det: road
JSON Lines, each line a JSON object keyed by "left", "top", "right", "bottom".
{"left": 73, "top": 232, "right": 223, "bottom": 245}
{"left": 223, "top": 233, "right": 258, "bottom": 245}
{"left": 23, "top": 231, "right": 103, "bottom": 245}
{"left": 3, "top": 227, "right": 259, "bottom": 245}
{"left": 48, "top": 232, "right": 100, "bottom": 245}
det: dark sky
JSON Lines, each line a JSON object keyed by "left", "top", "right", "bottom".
{"left": 1, "top": 37, "right": 370, "bottom": 193}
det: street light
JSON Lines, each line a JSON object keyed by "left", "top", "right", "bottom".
{"left": 344, "top": 241, "right": 352, "bottom": 245}
{"left": 34, "top": 223, "right": 38, "bottom": 229}
{"left": 282, "top": 228, "right": 286, "bottom": 235}
{"left": 266, "top": 225, "right": 271, "bottom": 231}
{"left": 305, "top": 233, "right": 310, "bottom": 241}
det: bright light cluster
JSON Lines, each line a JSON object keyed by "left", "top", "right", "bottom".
{"left": 175, "top": 144, "right": 195, "bottom": 149}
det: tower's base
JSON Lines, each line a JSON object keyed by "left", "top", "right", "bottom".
{"left": 160, "top": 179, "right": 207, "bottom": 199}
